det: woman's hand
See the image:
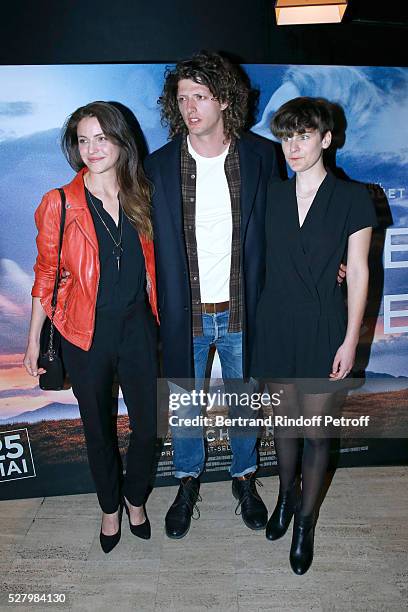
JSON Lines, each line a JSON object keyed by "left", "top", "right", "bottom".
{"left": 60, "top": 270, "right": 70, "bottom": 283}
{"left": 337, "top": 262, "right": 346, "bottom": 285}
{"left": 331, "top": 228, "right": 372, "bottom": 381}
{"left": 329, "top": 341, "right": 356, "bottom": 380}
{"left": 23, "top": 297, "right": 48, "bottom": 377}
{"left": 23, "top": 341, "right": 46, "bottom": 377}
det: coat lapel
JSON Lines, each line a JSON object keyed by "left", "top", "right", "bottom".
{"left": 158, "top": 138, "right": 184, "bottom": 237}
{"left": 237, "top": 137, "right": 261, "bottom": 239}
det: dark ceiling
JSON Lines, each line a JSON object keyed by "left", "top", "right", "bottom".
{"left": 344, "top": 1, "right": 408, "bottom": 25}
{"left": 0, "top": 1, "right": 406, "bottom": 65}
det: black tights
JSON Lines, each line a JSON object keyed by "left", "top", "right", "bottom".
{"left": 271, "top": 384, "right": 334, "bottom": 517}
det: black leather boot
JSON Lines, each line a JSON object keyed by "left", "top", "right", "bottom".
{"left": 266, "top": 479, "right": 300, "bottom": 541}
{"left": 289, "top": 511, "right": 316, "bottom": 575}
{"left": 232, "top": 473, "right": 268, "bottom": 530}
{"left": 165, "top": 477, "right": 201, "bottom": 539}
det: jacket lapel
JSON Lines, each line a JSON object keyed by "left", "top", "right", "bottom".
{"left": 237, "top": 136, "right": 261, "bottom": 239}
{"left": 62, "top": 168, "right": 98, "bottom": 252}
{"left": 286, "top": 176, "right": 320, "bottom": 300}
{"left": 158, "top": 138, "right": 184, "bottom": 237}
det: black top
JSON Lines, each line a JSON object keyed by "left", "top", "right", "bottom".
{"left": 85, "top": 188, "right": 145, "bottom": 312}
{"left": 252, "top": 172, "right": 377, "bottom": 381}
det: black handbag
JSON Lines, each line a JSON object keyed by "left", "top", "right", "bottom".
{"left": 38, "top": 188, "right": 67, "bottom": 391}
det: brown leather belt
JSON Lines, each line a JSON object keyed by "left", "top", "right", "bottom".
{"left": 201, "top": 301, "right": 229, "bottom": 314}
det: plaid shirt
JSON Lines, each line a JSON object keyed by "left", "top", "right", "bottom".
{"left": 181, "top": 137, "right": 243, "bottom": 336}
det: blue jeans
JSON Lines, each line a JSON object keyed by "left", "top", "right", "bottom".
{"left": 170, "top": 310, "right": 258, "bottom": 478}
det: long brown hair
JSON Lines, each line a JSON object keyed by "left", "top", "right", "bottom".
{"left": 61, "top": 101, "right": 152, "bottom": 239}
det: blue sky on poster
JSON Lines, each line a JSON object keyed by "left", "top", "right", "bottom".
{"left": 1, "top": 64, "right": 407, "bottom": 161}
{"left": 0, "top": 64, "right": 166, "bottom": 142}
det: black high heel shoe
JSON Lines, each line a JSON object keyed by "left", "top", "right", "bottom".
{"left": 289, "top": 511, "right": 316, "bottom": 575}
{"left": 99, "top": 504, "right": 123, "bottom": 554}
{"left": 266, "top": 479, "right": 300, "bottom": 541}
{"left": 123, "top": 498, "right": 151, "bottom": 540}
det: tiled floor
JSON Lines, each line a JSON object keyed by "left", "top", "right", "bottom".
{"left": 0, "top": 466, "right": 407, "bottom": 611}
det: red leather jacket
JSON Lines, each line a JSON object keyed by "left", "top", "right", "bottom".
{"left": 31, "top": 168, "right": 159, "bottom": 351}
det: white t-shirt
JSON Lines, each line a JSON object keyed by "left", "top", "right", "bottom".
{"left": 187, "top": 137, "right": 232, "bottom": 303}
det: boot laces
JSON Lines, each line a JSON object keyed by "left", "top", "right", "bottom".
{"left": 234, "top": 478, "right": 263, "bottom": 516}
{"left": 179, "top": 482, "right": 202, "bottom": 520}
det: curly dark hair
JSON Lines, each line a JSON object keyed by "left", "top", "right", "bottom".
{"left": 61, "top": 101, "right": 152, "bottom": 238}
{"left": 158, "top": 51, "right": 250, "bottom": 140}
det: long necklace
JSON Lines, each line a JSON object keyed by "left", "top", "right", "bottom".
{"left": 86, "top": 183, "right": 123, "bottom": 271}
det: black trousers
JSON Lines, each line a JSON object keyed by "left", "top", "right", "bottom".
{"left": 62, "top": 301, "right": 158, "bottom": 513}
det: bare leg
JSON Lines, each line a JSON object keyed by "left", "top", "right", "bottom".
{"left": 123, "top": 496, "right": 146, "bottom": 526}
{"left": 101, "top": 508, "right": 121, "bottom": 536}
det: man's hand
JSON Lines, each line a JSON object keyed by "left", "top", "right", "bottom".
{"left": 337, "top": 262, "right": 346, "bottom": 285}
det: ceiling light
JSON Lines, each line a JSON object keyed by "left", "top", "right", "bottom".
{"left": 275, "top": 0, "right": 348, "bottom": 25}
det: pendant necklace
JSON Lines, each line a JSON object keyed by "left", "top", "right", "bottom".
{"left": 86, "top": 181, "right": 123, "bottom": 271}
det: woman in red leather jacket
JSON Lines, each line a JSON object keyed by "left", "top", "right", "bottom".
{"left": 24, "top": 101, "right": 159, "bottom": 553}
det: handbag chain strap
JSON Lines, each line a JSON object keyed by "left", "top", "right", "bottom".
{"left": 47, "top": 188, "right": 67, "bottom": 357}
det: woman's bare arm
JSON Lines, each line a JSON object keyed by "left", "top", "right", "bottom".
{"left": 23, "top": 297, "right": 47, "bottom": 377}
{"left": 330, "top": 227, "right": 372, "bottom": 380}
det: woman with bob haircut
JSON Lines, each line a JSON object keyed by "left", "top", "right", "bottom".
{"left": 23, "top": 101, "right": 159, "bottom": 552}
{"left": 252, "top": 96, "right": 377, "bottom": 574}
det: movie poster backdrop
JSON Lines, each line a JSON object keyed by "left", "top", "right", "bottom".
{"left": 0, "top": 64, "right": 407, "bottom": 499}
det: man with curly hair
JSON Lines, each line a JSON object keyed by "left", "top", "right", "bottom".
{"left": 145, "top": 51, "right": 279, "bottom": 539}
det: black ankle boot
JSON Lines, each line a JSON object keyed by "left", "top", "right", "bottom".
{"left": 232, "top": 473, "right": 268, "bottom": 530}
{"left": 266, "top": 479, "right": 300, "bottom": 541}
{"left": 165, "top": 477, "right": 201, "bottom": 539}
{"left": 289, "top": 511, "right": 316, "bottom": 575}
